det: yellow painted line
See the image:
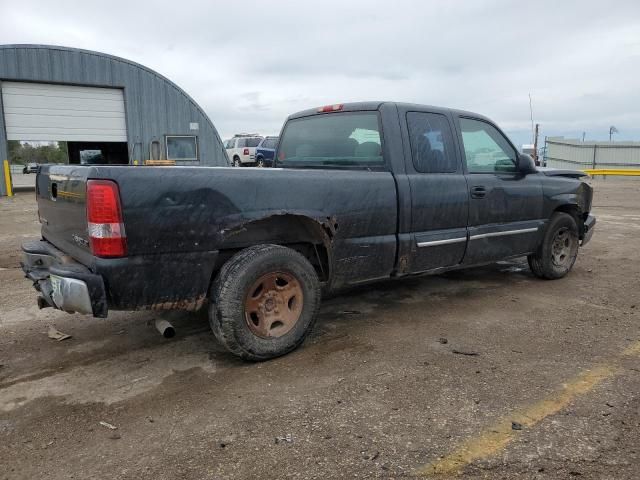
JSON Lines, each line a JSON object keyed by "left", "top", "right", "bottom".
{"left": 2, "top": 160, "right": 13, "bottom": 197}
{"left": 583, "top": 169, "right": 640, "bottom": 176}
{"left": 415, "top": 340, "right": 640, "bottom": 477}
{"left": 622, "top": 341, "right": 640, "bottom": 356}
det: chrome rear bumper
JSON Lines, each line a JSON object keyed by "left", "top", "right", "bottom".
{"left": 21, "top": 240, "right": 107, "bottom": 317}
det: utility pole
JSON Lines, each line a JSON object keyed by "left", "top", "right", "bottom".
{"left": 533, "top": 123, "right": 539, "bottom": 165}
{"left": 529, "top": 94, "right": 535, "bottom": 144}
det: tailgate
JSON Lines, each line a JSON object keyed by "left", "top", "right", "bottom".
{"left": 36, "top": 164, "right": 94, "bottom": 265}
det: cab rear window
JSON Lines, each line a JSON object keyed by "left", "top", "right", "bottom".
{"left": 278, "top": 112, "right": 383, "bottom": 167}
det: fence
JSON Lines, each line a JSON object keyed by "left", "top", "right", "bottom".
{"left": 544, "top": 137, "right": 640, "bottom": 171}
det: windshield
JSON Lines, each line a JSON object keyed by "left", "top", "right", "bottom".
{"left": 278, "top": 112, "right": 383, "bottom": 167}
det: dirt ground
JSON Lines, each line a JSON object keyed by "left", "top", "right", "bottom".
{"left": 0, "top": 178, "right": 639, "bottom": 479}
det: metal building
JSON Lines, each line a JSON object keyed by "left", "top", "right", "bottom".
{"left": 0, "top": 44, "right": 228, "bottom": 196}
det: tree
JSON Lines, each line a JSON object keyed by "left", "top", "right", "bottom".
{"left": 7, "top": 141, "right": 69, "bottom": 165}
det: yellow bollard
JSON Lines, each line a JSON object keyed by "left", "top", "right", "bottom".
{"left": 3, "top": 160, "right": 13, "bottom": 197}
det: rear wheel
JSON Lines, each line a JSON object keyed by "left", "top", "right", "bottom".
{"left": 209, "top": 245, "right": 321, "bottom": 361}
{"left": 233, "top": 156, "right": 241, "bottom": 167}
{"left": 528, "top": 212, "right": 579, "bottom": 279}
{"left": 256, "top": 157, "right": 265, "bottom": 168}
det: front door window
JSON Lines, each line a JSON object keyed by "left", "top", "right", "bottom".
{"left": 459, "top": 118, "right": 517, "bottom": 173}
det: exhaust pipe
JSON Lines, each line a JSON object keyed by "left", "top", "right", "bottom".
{"left": 154, "top": 318, "right": 175, "bottom": 338}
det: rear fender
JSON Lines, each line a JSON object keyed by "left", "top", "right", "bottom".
{"left": 216, "top": 212, "right": 337, "bottom": 281}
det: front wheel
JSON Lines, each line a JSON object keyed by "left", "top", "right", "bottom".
{"left": 528, "top": 212, "right": 579, "bottom": 279}
{"left": 209, "top": 245, "right": 321, "bottom": 361}
{"left": 256, "top": 157, "right": 265, "bottom": 168}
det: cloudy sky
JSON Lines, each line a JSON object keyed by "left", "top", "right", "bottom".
{"left": 2, "top": 0, "right": 639, "bottom": 147}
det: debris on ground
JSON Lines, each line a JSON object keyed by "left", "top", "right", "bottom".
{"left": 99, "top": 421, "right": 117, "bottom": 430}
{"left": 108, "top": 433, "right": 121, "bottom": 440}
{"left": 452, "top": 349, "right": 480, "bottom": 356}
{"left": 511, "top": 421, "right": 523, "bottom": 431}
{"left": 47, "top": 326, "right": 71, "bottom": 341}
{"left": 438, "top": 337, "right": 448, "bottom": 344}
{"left": 218, "top": 435, "right": 235, "bottom": 448}
{"left": 362, "top": 450, "right": 380, "bottom": 460}
{"left": 275, "top": 434, "right": 294, "bottom": 444}
{"left": 340, "top": 310, "right": 361, "bottom": 315}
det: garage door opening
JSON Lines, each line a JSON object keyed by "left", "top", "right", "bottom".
{"left": 7, "top": 140, "right": 69, "bottom": 189}
{"left": 67, "top": 142, "right": 129, "bottom": 165}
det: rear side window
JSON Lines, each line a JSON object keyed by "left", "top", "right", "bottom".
{"left": 278, "top": 112, "right": 383, "bottom": 167}
{"left": 407, "top": 112, "right": 457, "bottom": 173}
{"left": 262, "top": 138, "right": 278, "bottom": 149}
{"left": 245, "top": 137, "right": 262, "bottom": 147}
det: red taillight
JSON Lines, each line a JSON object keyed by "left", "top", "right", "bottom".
{"left": 86, "top": 180, "right": 127, "bottom": 258}
{"left": 318, "top": 104, "right": 344, "bottom": 113}
{"left": 243, "top": 148, "right": 250, "bottom": 155}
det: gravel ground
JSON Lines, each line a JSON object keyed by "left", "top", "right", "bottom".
{"left": 0, "top": 178, "right": 638, "bottom": 479}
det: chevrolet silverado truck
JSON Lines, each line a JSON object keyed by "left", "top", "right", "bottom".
{"left": 22, "top": 102, "right": 595, "bottom": 360}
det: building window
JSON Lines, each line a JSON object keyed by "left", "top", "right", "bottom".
{"left": 166, "top": 135, "right": 198, "bottom": 161}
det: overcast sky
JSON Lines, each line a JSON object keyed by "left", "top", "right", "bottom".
{"left": 2, "top": 0, "right": 640, "bottom": 147}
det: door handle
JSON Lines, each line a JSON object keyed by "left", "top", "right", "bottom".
{"left": 471, "top": 186, "right": 486, "bottom": 199}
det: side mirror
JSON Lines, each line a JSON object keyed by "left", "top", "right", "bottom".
{"left": 518, "top": 153, "right": 537, "bottom": 175}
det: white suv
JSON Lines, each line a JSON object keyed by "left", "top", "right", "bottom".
{"left": 225, "top": 135, "right": 264, "bottom": 166}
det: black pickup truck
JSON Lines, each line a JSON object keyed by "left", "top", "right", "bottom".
{"left": 22, "top": 101, "right": 595, "bottom": 360}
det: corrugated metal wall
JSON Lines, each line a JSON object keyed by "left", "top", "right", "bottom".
{"left": 545, "top": 137, "right": 640, "bottom": 170}
{"left": 0, "top": 44, "right": 228, "bottom": 196}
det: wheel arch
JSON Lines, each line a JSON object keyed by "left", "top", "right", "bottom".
{"left": 553, "top": 203, "right": 585, "bottom": 238}
{"left": 213, "top": 214, "right": 335, "bottom": 283}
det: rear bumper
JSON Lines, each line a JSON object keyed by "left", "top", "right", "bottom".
{"left": 581, "top": 214, "right": 596, "bottom": 246}
{"left": 22, "top": 240, "right": 218, "bottom": 317}
{"left": 21, "top": 240, "right": 108, "bottom": 317}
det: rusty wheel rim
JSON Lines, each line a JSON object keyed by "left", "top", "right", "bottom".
{"left": 244, "top": 271, "right": 304, "bottom": 338}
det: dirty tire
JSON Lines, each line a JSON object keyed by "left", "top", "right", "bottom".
{"left": 233, "top": 157, "right": 241, "bottom": 167}
{"left": 209, "top": 244, "right": 321, "bottom": 361}
{"left": 528, "top": 212, "right": 579, "bottom": 279}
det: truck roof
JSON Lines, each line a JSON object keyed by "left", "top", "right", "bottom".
{"left": 288, "top": 101, "right": 492, "bottom": 123}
